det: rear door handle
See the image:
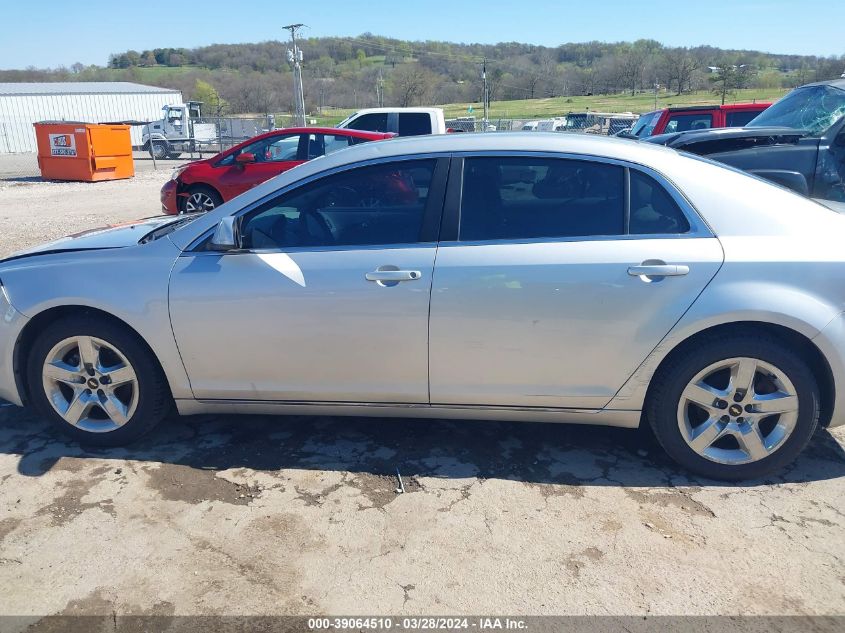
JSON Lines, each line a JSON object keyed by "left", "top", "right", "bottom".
{"left": 365, "top": 270, "right": 422, "bottom": 282}
{"left": 628, "top": 264, "right": 690, "bottom": 278}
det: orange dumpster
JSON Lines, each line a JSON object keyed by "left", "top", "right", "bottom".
{"left": 34, "top": 122, "right": 134, "bottom": 182}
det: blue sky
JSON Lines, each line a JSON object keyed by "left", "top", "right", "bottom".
{"left": 2, "top": 0, "right": 843, "bottom": 69}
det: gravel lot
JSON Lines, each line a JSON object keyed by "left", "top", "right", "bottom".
{"left": 0, "top": 166, "right": 844, "bottom": 624}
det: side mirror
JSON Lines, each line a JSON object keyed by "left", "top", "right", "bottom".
{"left": 236, "top": 152, "right": 256, "bottom": 165}
{"left": 209, "top": 216, "right": 241, "bottom": 251}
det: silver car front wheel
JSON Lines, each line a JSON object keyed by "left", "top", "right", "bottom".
{"left": 28, "top": 315, "right": 170, "bottom": 446}
{"left": 42, "top": 335, "right": 139, "bottom": 433}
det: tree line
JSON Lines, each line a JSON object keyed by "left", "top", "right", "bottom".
{"left": 2, "top": 35, "right": 843, "bottom": 115}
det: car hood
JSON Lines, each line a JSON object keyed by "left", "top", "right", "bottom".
{"left": 645, "top": 126, "right": 809, "bottom": 148}
{"left": 0, "top": 215, "right": 184, "bottom": 263}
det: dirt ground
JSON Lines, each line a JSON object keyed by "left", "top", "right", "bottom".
{"left": 0, "top": 168, "right": 844, "bottom": 623}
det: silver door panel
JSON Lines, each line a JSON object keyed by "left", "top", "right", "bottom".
{"left": 429, "top": 237, "right": 724, "bottom": 408}
{"left": 169, "top": 246, "right": 435, "bottom": 402}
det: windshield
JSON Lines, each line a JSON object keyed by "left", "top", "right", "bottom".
{"left": 630, "top": 111, "right": 660, "bottom": 137}
{"left": 748, "top": 85, "right": 845, "bottom": 135}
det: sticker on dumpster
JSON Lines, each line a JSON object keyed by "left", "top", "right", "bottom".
{"left": 48, "top": 133, "right": 77, "bottom": 157}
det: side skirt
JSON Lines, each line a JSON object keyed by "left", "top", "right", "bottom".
{"left": 173, "top": 399, "right": 641, "bottom": 428}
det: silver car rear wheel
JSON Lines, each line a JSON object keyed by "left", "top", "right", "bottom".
{"left": 41, "top": 335, "right": 139, "bottom": 433}
{"left": 676, "top": 356, "right": 799, "bottom": 465}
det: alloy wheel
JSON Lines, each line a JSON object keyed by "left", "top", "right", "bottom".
{"left": 184, "top": 192, "right": 217, "bottom": 213}
{"left": 676, "top": 356, "right": 799, "bottom": 465}
{"left": 41, "top": 335, "right": 139, "bottom": 433}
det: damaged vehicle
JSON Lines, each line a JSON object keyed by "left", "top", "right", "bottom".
{"left": 645, "top": 79, "right": 845, "bottom": 210}
{"left": 3, "top": 133, "right": 845, "bottom": 481}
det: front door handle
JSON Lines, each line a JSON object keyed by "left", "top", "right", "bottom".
{"left": 628, "top": 264, "right": 690, "bottom": 278}
{"left": 365, "top": 270, "right": 422, "bottom": 282}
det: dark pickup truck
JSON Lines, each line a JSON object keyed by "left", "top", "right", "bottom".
{"left": 645, "top": 79, "right": 845, "bottom": 210}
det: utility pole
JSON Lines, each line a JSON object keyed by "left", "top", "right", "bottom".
{"left": 482, "top": 58, "right": 489, "bottom": 132}
{"left": 376, "top": 70, "right": 384, "bottom": 107}
{"left": 284, "top": 23, "right": 306, "bottom": 126}
{"left": 653, "top": 81, "right": 660, "bottom": 110}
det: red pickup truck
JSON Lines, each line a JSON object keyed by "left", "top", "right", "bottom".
{"left": 626, "top": 102, "right": 771, "bottom": 138}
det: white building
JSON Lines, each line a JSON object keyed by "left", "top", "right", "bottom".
{"left": 0, "top": 82, "right": 183, "bottom": 153}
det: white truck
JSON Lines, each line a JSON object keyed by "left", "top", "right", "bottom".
{"left": 141, "top": 101, "right": 218, "bottom": 159}
{"left": 337, "top": 107, "right": 448, "bottom": 136}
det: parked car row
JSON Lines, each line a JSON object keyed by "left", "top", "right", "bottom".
{"left": 644, "top": 78, "right": 845, "bottom": 210}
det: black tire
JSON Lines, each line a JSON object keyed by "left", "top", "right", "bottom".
{"left": 150, "top": 140, "right": 169, "bottom": 160}
{"left": 182, "top": 185, "right": 223, "bottom": 214}
{"left": 646, "top": 331, "right": 820, "bottom": 481}
{"left": 26, "top": 315, "right": 171, "bottom": 447}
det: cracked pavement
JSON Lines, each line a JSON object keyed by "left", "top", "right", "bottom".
{"left": 1, "top": 175, "right": 845, "bottom": 622}
{"left": 1, "top": 407, "right": 844, "bottom": 620}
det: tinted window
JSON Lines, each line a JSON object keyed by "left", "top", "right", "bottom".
{"left": 725, "top": 110, "right": 761, "bottom": 127}
{"left": 664, "top": 113, "right": 713, "bottom": 133}
{"left": 629, "top": 171, "right": 690, "bottom": 234}
{"left": 459, "top": 157, "right": 625, "bottom": 241}
{"left": 240, "top": 160, "right": 435, "bottom": 250}
{"left": 398, "top": 113, "right": 432, "bottom": 136}
{"left": 347, "top": 113, "right": 389, "bottom": 133}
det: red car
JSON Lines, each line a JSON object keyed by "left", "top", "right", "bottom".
{"left": 626, "top": 102, "right": 771, "bottom": 138}
{"left": 160, "top": 127, "right": 394, "bottom": 214}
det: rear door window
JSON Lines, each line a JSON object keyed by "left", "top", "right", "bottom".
{"left": 398, "top": 113, "right": 432, "bottom": 136}
{"left": 458, "top": 157, "right": 625, "bottom": 241}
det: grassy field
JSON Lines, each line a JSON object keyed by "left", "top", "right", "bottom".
{"left": 303, "top": 88, "right": 787, "bottom": 126}
{"left": 101, "top": 63, "right": 787, "bottom": 125}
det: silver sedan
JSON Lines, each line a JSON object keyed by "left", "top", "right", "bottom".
{"left": 2, "top": 132, "right": 844, "bottom": 480}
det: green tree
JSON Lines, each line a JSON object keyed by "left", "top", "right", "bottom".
{"left": 192, "top": 79, "right": 227, "bottom": 114}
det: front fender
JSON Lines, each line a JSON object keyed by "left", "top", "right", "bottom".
{"left": 0, "top": 239, "right": 193, "bottom": 402}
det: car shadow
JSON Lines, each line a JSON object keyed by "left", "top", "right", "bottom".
{"left": 2, "top": 404, "right": 844, "bottom": 488}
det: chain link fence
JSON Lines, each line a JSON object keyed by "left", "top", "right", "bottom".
{"left": 1, "top": 110, "right": 640, "bottom": 182}
{"left": 445, "top": 113, "right": 639, "bottom": 135}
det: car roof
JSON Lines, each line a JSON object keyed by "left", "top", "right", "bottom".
{"left": 306, "top": 132, "right": 679, "bottom": 173}
{"left": 345, "top": 107, "right": 442, "bottom": 114}
{"left": 802, "top": 77, "right": 845, "bottom": 90}
{"left": 652, "top": 102, "right": 769, "bottom": 113}
{"left": 169, "top": 130, "right": 839, "bottom": 250}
